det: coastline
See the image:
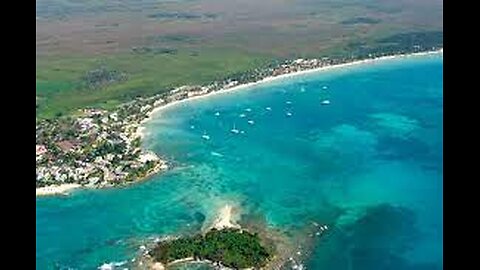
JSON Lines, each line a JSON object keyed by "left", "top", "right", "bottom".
{"left": 137, "top": 49, "right": 443, "bottom": 137}
{"left": 35, "top": 48, "right": 442, "bottom": 196}
{"left": 37, "top": 47, "right": 443, "bottom": 269}
{"left": 36, "top": 183, "right": 81, "bottom": 197}
{"left": 35, "top": 161, "right": 168, "bottom": 198}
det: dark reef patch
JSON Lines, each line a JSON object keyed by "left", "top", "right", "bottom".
{"left": 340, "top": 17, "right": 381, "bottom": 25}
{"left": 306, "top": 204, "right": 441, "bottom": 270}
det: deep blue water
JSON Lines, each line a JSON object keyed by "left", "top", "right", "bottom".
{"left": 36, "top": 53, "right": 443, "bottom": 270}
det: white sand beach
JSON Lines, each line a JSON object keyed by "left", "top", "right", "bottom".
{"left": 36, "top": 183, "right": 81, "bottom": 197}
{"left": 136, "top": 49, "right": 443, "bottom": 138}
{"left": 135, "top": 126, "right": 146, "bottom": 139}
{"left": 212, "top": 204, "right": 241, "bottom": 230}
{"left": 151, "top": 262, "right": 166, "bottom": 270}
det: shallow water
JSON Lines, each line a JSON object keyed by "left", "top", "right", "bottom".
{"left": 36, "top": 53, "right": 443, "bottom": 269}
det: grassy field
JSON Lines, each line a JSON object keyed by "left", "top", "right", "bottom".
{"left": 36, "top": 49, "right": 271, "bottom": 118}
{"left": 36, "top": 0, "right": 443, "bottom": 118}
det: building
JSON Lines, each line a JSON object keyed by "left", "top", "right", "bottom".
{"left": 36, "top": 144, "right": 47, "bottom": 155}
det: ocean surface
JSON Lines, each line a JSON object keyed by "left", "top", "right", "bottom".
{"left": 36, "top": 53, "right": 443, "bottom": 270}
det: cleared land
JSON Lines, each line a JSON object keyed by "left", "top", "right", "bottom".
{"left": 36, "top": 0, "right": 443, "bottom": 118}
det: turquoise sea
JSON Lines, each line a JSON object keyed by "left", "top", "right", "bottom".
{"left": 36, "top": 53, "right": 443, "bottom": 270}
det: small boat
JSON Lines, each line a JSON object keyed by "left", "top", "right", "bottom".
{"left": 210, "top": 151, "right": 224, "bottom": 157}
{"left": 245, "top": 108, "right": 252, "bottom": 112}
{"left": 286, "top": 101, "right": 292, "bottom": 105}
{"left": 239, "top": 113, "right": 246, "bottom": 118}
{"left": 201, "top": 131, "right": 210, "bottom": 140}
{"left": 286, "top": 112, "right": 293, "bottom": 117}
{"left": 214, "top": 112, "right": 220, "bottom": 116}
{"left": 321, "top": 100, "right": 331, "bottom": 105}
{"left": 247, "top": 120, "right": 255, "bottom": 125}
{"left": 300, "top": 86, "right": 306, "bottom": 92}
{"left": 231, "top": 124, "right": 240, "bottom": 134}
{"left": 190, "top": 125, "right": 195, "bottom": 129}
{"left": 240, "top": 130, "right": 245, "bottom": 134}
{"left": 322, "top": 85, "right": 328, "bottom": 90}
{"left": 265, "top": 107, "right": 272, "bottom": 111}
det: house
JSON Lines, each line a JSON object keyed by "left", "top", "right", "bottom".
{"left": 77, "top": 117, "right": 95, "bottom": 131}
{"left": 36, "top": 144, "right": 47, "bottom": 155}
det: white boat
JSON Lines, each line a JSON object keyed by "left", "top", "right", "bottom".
{"left": 231, "top": 124, "right": 240, "bottom": 134}
{"left": 322, "top": 85, "right": 328, "bottom": 90}
{"left": 265, "top": 107, "right": 272, "bottom": 111}
{"left": 239, "top": 113, "right": 246, "bottom": 118}
{"left": 201, "top": 131, "right": 210, "bottom": 140}
{"left": 245, "top": 108, "right": 252, "bottom": 112}
{"left": 321, "top": 100, "right": 331, "bottom": 105}
{"left": 286, "top": 101, "right": 292, "bottom": 105}
{"left": 214, "top": 112, "right": 220, "bottom": 116}
{"left": 190, "top": 125, "right": 195, "bottom": 129}
{"left": 210, "top": 151, "right": 224, "bottom": 157}
{"left": 99, "top": 261, "right": 127, "bottom": 270}
{"left": 247, "top": 120, "right": 255, "bottom": 125}
{"left": 286, "top": 112, "right": 293, "bottom": 117}
{"left": 300, "top": 86, "right": 306, "bottom": 92}
{"left": 240, "top": 130, "right": 245, "bottom": 134}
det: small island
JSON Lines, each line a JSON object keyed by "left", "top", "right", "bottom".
{"left": 135, "top": 204, "right": 330, "bottom": 269}
{"left": 135, "top": 205, "right": 274, "bottom": 269}
{"left": 149, "top": 228, "right": 272, "bottom": 269}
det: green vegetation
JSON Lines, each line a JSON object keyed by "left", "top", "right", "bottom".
{"left": 378, "top": 31, "right": 443, "bottom": 49}
{"left": 81, "top": 66, "right": 128, "bottom": 89}
{"left": 131, "top": 47, "right": 178, "bottom": 55}
{"left": 36, "top": 0, "right": 442, "bottom": 119}
{"left": 150, "top": 228, "right": 272, "bottom": 269}
{"left": 36, "top": 49, "right": 270, "bottom": 118}
{"left": 322, "top": 30, "right": 443, "bottom": 59}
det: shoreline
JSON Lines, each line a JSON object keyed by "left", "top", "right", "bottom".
{"left": 36, "top": 48, "right": 442, "bottom": 196}
{"left": 35, "top": 161, "right": 168, "bottom": 198}
{"left": 138, "top": 49, "right": 443, "bottom": 136}
{"left": 36, "top": 183, "right": 81, "bottom": 197}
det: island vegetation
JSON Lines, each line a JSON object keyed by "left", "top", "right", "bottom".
{"left": 149, "top": 228, "right": 272, "bottom": 269}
